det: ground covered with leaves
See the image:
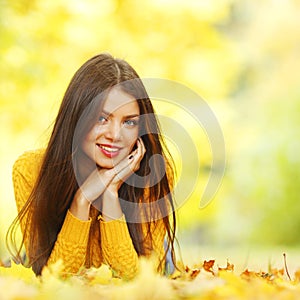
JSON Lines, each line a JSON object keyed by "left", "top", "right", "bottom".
{"left": 1, "top": 256, "right": 300, "bottom": 300}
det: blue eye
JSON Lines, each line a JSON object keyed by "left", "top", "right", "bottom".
{"left": 124, "top": 119, "right": 138, "bottom": 126}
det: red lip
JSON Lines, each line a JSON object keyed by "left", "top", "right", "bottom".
{"left": 96, "top": 144, "right": 122, "bottom": 158}
{"left": 100, "top": 143, "right": 122, "bottom": 149}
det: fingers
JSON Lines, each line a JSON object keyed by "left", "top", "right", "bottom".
{"left": 79, "top": 138, "right": 146, "bottom": 201}
{"left": 103, "top": 137, "right": 147, "bottom": 190}
{"left": 134, "top": 138, "right": 146, "bottom": 160}
{"left": 138, "top": 137, "right": 146, "bottom": 158}
{"left": 79, "top": 168, "right": 111, "bottom": 202}
{"left": 112, "top": 150, "right": 137, "bottom": 174}
{"left": 129, "top": 138, "right": 146, "bottom": 171}
{"left": 111, "top": 138, "right": 146, "bottom": 183}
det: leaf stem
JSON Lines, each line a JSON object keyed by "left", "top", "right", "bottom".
{"left": 283, "top": 253, "right": 291, "bottom": 281}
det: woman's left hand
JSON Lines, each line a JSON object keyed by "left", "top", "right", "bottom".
{"left": 106, "top": 137, "right": 146, "bottom": 192}
{"left": 101, "top": 137, "right": 146, "bottom": 221}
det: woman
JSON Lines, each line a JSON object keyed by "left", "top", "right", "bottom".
{"left": 7, "top": 53, "right": 176, "bottom": 279}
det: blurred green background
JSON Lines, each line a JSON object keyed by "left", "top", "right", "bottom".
{"left": 1, "top": 0, "right": 300, "bottom": 268}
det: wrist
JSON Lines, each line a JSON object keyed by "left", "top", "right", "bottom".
{"left": 104, "top": 185, "right": 119, "bottom": 198}
{"left": 74, "top": 189, "right": 91, "bottom": 207}
{"left": 70, "top": 189, "right": 91, "bottom": 221}
{"left": 101, "top": 188, "right": 122, "bottom": 221}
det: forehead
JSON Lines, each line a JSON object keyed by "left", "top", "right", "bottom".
{"left": 102, "top": 87, "right": 139, "bottom": 115}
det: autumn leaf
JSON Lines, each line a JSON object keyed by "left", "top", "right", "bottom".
{"left": 0, "top": 256, "right": 300, "bottom": 299}
{"left": 0, "top": 260, "right": 37, "bottom": 284}
{"left": 0, "top": 276, "right": 38, "bottom": 299}
{"left": 203, "top": 259, "right": 215, "bottom": 274}
{"left": 218, "top": 260, "right": 234, "bottom": 272}
{"left": 294, "top": 269, "right": 300, "bottom": 283}
{"left": 184, "top": 266, "right": 201, "bottom": 280}
{"left": 79, "top": 264, "right": 113, "bottom": 286}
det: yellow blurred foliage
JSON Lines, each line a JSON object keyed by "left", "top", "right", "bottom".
{"left": 1, "top": 257, "right": 300, "bottom": 299}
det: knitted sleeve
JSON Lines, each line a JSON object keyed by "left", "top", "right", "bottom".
{"left": 12, "top": 150, "right": 44, "bottom": 256}
{"left": 12, "top": 150, "right": 92, "bottom": 274}
{"left": 99, "top": 214, "right": 139, "bottom": 280}
{"left": 47, "top": 210, "right": 92, "bottom": 274}
{"left": 99, "top": 214, "right": 166, "bottom": 280}
{"left": 141, "top": 218, "right": 166, "bottom": 272}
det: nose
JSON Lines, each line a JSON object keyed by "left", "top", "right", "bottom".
{"left": 104, "top": 120, "right": 121, "bottom": 142}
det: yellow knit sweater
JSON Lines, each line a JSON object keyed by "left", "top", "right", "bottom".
{"left": 12, "top": 149, "right": 166, "bottom": 279}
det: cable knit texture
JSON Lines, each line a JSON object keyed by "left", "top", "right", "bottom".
{"left": 12, "top": 150, "right": 166, "bottom": 279}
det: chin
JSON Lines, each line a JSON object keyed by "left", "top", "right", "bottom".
{"left": 96, "top": 150, "right": 130, "bottom": 169}
{"left": 97, "top": 162, "right": 115, "bottom": 169}
{"left": 97, "top": 158, "right": 122, "bottom": 169}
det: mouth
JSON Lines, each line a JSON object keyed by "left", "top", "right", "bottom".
{"left": 96, "top": 144, "right": 122, "bottom": 158}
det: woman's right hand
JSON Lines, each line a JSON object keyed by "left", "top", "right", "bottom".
{"left": 70, "top": 150, "right": 141, "bottom": 220}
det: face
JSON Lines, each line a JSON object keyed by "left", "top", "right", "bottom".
{"left": 80, "top": 87, "right": 140, "bottom": 170}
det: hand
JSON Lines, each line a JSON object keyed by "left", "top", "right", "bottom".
{"left": 70, "top": 138, "right": 146, "bottom": 220}
{"left": 74, "top": 144, "right": 144, "bottom": 204}
{"left": 101, "top": 138, "right": 146, "bottom": 221}
{"left": 106, "top": 137, "right": 146, "bottom": 193}
{"left": 70, "top": 166, "right": 116, "bottom": 220}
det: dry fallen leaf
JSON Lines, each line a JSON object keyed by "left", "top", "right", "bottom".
{"left": 203, "top": 259, "right": 215, "bottom": 274}
{"left": 1, "top": 256, "right": 300, "bottom": 299}
{"left": 294, "top": 269, "right": 300, "bottom": 282}
{"left": 218, "top": 260, "right": 234, "bottom": 272}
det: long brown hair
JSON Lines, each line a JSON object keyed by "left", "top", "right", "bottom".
{"left": 7, "top": 53, "right": 177, "bottom": 276}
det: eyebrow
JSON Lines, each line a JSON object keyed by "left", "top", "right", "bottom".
{"left": 102, "top": 109, "right": 140, "bottom": 118}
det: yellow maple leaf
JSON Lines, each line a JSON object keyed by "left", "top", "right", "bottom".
{"left": 0, "top": 260, "right": 37, "bottom": 284}
{"left": 83, "top": 264, "right": 113, "bottom": 286}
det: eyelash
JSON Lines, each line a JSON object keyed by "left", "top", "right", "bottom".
{"left": 124, "top": 119, "right": 138, "bottom": 126}
{"left": 98, "top": 116, "right": 139, "bottom": 126}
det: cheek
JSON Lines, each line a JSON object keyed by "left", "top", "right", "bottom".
{"left": 85, "top": 125, "right": 103, "bottom": 142}
{"left": 81, "top": 126, "right": 98, "bottom": 153}
{"left": 123, "top": 129, "right": 139, "bottom": 148}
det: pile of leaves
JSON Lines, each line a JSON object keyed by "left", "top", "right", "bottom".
{"left": 1, "top": 255, "right": 300, "bottom": 300}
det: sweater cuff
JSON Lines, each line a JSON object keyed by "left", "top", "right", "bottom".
{"left": 99, "top": 214, "right": 131, "bottom": 244}
{"left": 58, "top": 210, "right": 92, "bottom": 244}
